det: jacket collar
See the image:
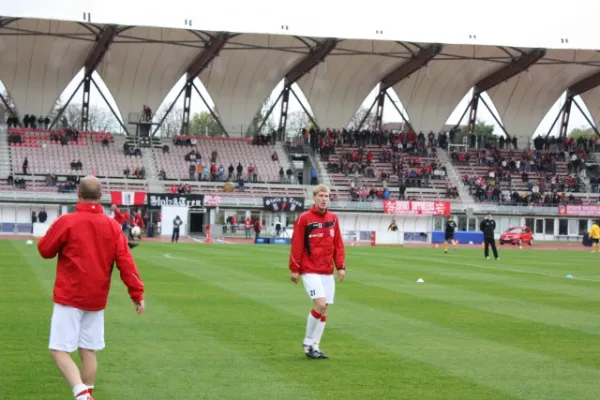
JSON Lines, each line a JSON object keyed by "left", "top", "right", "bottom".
{"left": 76, "top": 202, "right": 104, "bottom": 213}
{"left": 310, "top": 205, "right": 328, "bottom": 216}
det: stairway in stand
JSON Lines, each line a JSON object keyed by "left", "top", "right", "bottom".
{"left": 437, "top": 148, "right": 476, "bottom": 211}
{"left": 274, "top": 141, "right": 294, "bottom": 174}
{"left": 0, "top": 127, "right": 12, "bottom": 178}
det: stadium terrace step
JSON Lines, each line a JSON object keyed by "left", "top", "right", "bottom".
{"left": 0, "top": 127, "right": 12, "bottom": 178}
{"left": 437, "top": 148, "right": 474, "bottom": 208}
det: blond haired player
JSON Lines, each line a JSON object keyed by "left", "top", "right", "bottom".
{"left": 289, "top": 184, "right": 346, "bottom": 359}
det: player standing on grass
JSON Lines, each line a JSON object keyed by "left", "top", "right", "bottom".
{"left": 444, "top": 216, "right": 457, "bottom": 253}
{"left": 480, "top": 213, "right": 499, "bottom": 260}
{"left": 38, "top": 176, "right": 145, "bottom": 400}
{"left": 289, "top": 184, "right": 346, "bottom": 359}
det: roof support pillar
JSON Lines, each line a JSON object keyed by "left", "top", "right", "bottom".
{"left": 277, "top": 39, "right": 335, "bottom": 135}
{"left": 278, "top": 86, "right": 291, "bottom": 135}
{"left": 557, "top": 97, "right": 573, "bottom": 139}
{"left": 180, "top": 82, "right": 193, "bottom": 134}
{"left": 466, "top": 94, "right": 480, "bottom": 138}
{"left": 81, "top": 75, "right": 92, "bottom": 130}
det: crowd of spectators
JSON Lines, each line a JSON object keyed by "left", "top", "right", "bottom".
{"left": 452, "top": 141, "right": 587, "bottom": 206}
{"left": 316, "top": 128, "right": 457, "bottom": 201}
{"left": 168, "top": 139, "right": 281, "bottom": 187}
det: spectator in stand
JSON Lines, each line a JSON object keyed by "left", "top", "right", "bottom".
{"left": 311, "top": 168, "right": 318, "bottom": 185}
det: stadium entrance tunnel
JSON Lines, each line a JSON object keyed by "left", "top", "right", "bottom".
{"left": 188, "top": 208, "right": 206, "bottom": 235}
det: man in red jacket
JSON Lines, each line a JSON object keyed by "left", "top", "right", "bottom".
{"left": 38, "top": 176, "right": 145, "bottom": 400}
{"left": 289, "top": 184, "right": 346, "bottom": 359}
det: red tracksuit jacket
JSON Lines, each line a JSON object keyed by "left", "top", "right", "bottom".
{"left": 113, "top": 208, "right": 127, "bottom": 224}
{"left": 38, "top": 202, "right": 144, "bottom": 312}
{"left": 289, "top": 206, "right": 346, "bottom": 275}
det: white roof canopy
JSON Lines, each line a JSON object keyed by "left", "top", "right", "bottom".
{"left": 0, "top": 17, "right": 599, "bottom": 138}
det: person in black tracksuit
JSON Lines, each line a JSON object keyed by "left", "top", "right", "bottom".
{"left": 480, "top": 214, "right": 499, "bottom": 260}
{"left": 172, "top": 216, "right": 182, "bottom": 243}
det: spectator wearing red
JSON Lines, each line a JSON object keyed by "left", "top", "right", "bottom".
{"left": 38, "top": 176, "right": 145, "bottom": 400}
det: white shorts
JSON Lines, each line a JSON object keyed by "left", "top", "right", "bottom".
{"left": 49, "top": 303, "right": 105, "bottom": 352}
{"left": 302, "top": 274, "right": 335, "bottom": 304}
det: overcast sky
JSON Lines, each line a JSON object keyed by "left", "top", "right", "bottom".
{"left": 2, "top": 0, "right": 599, "bottom": 136}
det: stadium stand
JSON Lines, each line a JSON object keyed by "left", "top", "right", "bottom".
{"left": 0, "top": 176, "right": 148, "bottom": 194}
{"left": 450, "top": 145, "right": 591, "bottom": 205}
{"left": 153, "top": 136, "right": 283, "bottom": 182}
{"left": 8, "top": 128, "right": 143, "bottom": 178}
{"left": 315, "top": 128, "right": 460, "bottom": 204}
{"left": 163, "top": 181, "right": 307, "bottom": 198}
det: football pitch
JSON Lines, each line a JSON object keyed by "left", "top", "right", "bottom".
{"left": 1, "top": 240, "right": 599, "bottom": 400}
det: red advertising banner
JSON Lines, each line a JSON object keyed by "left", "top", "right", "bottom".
{"left": 383, "top": 200, "right": 451, "bottom": 216}
{"left": 110, "top": 191, "right": 146, "bottom": 206}
{"left": 558, "top": 205, "right": 600, "bottom": 217}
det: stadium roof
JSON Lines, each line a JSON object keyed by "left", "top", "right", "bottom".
{"left": 0, "top": 10, "right": 599, "bottom": 140}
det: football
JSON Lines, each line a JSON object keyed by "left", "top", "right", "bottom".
{"left": 131, "top": 226, "right": 142, "bottom": 238}
{"left": 26, "top": 240, "right": 33, "bottom": 246}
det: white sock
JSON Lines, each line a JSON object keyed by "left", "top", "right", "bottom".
{"left": 72, "top": 383, "right": 89, "bottom": 399}
{"left": 313, "top": 319, "right": 327, "bottom": 349}
{"left": 87, "top": 385, "right": 94, "bottom": 393}
{"left": 303, "top": 309, "right": 321, "bottom": 346}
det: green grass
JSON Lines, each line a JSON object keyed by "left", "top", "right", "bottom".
{"left": 1, "top": 240, "right": 599, "bottom": 399}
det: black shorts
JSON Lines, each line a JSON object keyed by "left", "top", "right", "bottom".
{"left": 593, "top": 238, "right": 599, "bottom": 244}
{"left": 445, "top": 233, "right": 454, "bottom": 241}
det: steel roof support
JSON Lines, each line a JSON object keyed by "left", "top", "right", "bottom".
{"left": 284, "top": 38, "right": 337, "bottom": 85}
{"left": 380, "top": 44, "right": 443, "bottom": 91}
{"left": 278, "top": 38, "right": 336, "bottom": 134}
{"left": 474, "top": 49, "right": 546, "bottom": 94}
{"left": 180, "top": 33, "right": 230, "bottom": 134}
{"left": 186, "top": 33, "right": 229, "bottom": 82}
{"left": 554, "top": 69, "right": 600, "bottom": 138}
{"left": 467, "top": 49, "right": 546, "bottom": 139}
{"left": 356, "top": 44, "right": 441, "bottom": 132}
{"left": 80, "top": 25, "right": 118, "bottom": 130}
{"left": 572, "top": 98, "right": 600, "bottom": 137}
{"left": 568, "top": 70, "right": 600, "bottom": 97}
{"left": 83, "top": 25, "right": 117, "bottom": 75}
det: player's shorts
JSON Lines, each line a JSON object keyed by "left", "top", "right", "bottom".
{"left": 49, "top": 303, "right": 105, "bottom": 352}
{"left": 302, "top": 273, "right": 335, "bottom": 304}
{"left": 593, "top": 238, "right": 599, "bottom": 244}
{"left": 445, "top": 233, "right": 454, "bottom": 241}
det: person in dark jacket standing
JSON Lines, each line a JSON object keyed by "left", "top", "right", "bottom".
{"left": 38, "top": 176, "right": 145, "bottom": 400}
{"left": 172, "top": 215, "right": 183, "bottom": 242}
{"left": 480, "top": 214, "right": 499, "bottom": 260}
{"left": 289, "top": 184, "right": 346, "bottom": 360}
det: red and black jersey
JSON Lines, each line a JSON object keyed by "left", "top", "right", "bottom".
{"left": 289, "top": 206, "right": 345, "bottom": 275}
